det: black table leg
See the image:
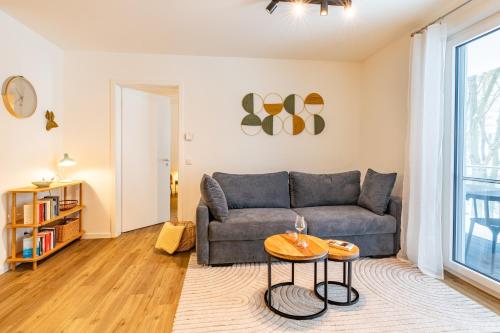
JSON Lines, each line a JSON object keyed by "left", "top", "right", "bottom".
{"left": 314, "top": 260, "right": 359, "bottom": 306}
{"left": 324, "top": 258, "right": 328, "bottom": 310}
{"left": 347, "top": 261, "right": 352, "bottom": 303}
{"left": 268, "top": 254, "right": 272, "bottom": 307}
{"left": 292, "top": 262, "right": 295, "bottom": 284}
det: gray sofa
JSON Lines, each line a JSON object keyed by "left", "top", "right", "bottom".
{"left": 196, "top": 171, "right": 401, "bottom": 265}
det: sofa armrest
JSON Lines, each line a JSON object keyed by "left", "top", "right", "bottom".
{"left": 387, "top": 196, "right": 402, "bottom": 254}
{"left": 196, "top": 199, "right": 211, "bottom": 265}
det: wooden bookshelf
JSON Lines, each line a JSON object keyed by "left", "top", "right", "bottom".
{"left": 7, "top": 181, "right": 85, "bottom": 270}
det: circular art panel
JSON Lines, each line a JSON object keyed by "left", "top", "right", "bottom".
{"left": 242, "top": 93, "right": 264, "bottom": 114}
{"left": 283, "top": 94, "right": 305, "bottom": 115}
{"left": 263, "top": 93, "right": 283, "bottom": 116}
{"left": 305, "top": 114, "right": 325, "bottom": 135}
{"left": 262, "top": 115, "right": 283, "bottom": 136}
{"left": 304, "top": 92, "right": 324, "bottom": 114}
{"left": 283, "top": 115, "right": 305, "bottom": 136}
{"left": 241, "top": 114, "right": 262, "bottom": 136}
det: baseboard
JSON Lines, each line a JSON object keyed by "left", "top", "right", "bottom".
{"left": 82, "top": 232, "right": 112, "bottom": 239}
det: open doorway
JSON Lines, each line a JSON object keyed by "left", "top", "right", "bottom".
{"left": 113, "top": 83, "right": 181, "bottom": 234}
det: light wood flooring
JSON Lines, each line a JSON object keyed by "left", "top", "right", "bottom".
{"left": 0, "top": 224, "right": 190, "bottom": 333}
{"left": 0, "top": 224, "right": 497, "bottom": 333}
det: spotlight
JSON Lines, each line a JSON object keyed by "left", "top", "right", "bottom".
{"left": 343, "top": 0, "right": 354, "bottom": 17}
{"left": 293, "top": 0, "right": 305, "bottom": 17}
{"left": 320, "top": 0, "right": 328, "bottom": 16}
{"left": 266, "top": 0, "right": 278, "bottom": 14}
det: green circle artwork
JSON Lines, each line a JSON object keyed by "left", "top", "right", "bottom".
{"left": 262, "top": 115, "right": 283, "bottom": 136}
{"left": 241, "top": 113, "right": 262, "bottom": 136}
{"left": 242, "top": 93, "right": 263, "bottom": 114}
{"left": 305, "top": 114, "right": 326, "bottom": 135}
{"left": 241, "top": 92, "right": 325, "bottom": 136}
{"left": 284, "top": 94, "right": 305, "bottom": 115}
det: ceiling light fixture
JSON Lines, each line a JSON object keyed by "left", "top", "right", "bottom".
{"left": 266, "top": 0, "right": 278, "bottom": 14}
{"left": 320, "top": 0, "right": 328, "bottom": 16}
{"left": 266, "top": 0, "right": 353, "bottom": 17}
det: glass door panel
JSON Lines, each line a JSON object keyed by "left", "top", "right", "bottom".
{"left": 454, "top": 28, "right": 500, "bottom": 282}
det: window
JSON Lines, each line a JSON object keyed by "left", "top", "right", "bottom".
{"left": 454, "top": 27, "right": 500, "bottom": 282}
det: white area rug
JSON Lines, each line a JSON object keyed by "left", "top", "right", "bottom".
{"left": 173, "top": 254, "right": 500, "bottom": 332}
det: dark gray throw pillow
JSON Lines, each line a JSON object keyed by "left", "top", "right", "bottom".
{"left": 200, "top": 174, "right": 229, "bottom": 222}
{"left": 289, "top": 171, "right": 361, "bottom": 208}
{"left": 358, "top": 169, "right": 397, "bottom": 216}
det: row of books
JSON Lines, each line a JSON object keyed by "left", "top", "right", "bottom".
{"left": 23, "top": 196, "right": 60, "bottom": 224}
{"left": 22, "top": 227, "right": 57, "bottom": 258}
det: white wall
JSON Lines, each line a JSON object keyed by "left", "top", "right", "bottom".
{"left": 0, "top": 11, "right": 64, "bottom": 273}
{"left": 360, "top": 36, "right": 411, "bottom": 196}
{"left": 62, "top": 52, "right": 362, "bottom": 236}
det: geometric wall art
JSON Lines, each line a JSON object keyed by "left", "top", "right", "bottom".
{"left": 241, "top": 92, "right": 325, "bottom": 136}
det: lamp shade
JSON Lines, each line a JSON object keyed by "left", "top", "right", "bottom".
{"left": 58, "top": 153, "right": 76, "bottom": 167}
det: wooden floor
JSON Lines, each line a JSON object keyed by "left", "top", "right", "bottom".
{"left": 0, "top": 225, "right": 498, "bottom": 333}
{"left": 0, "top": 224, "right": 190, "bottom": 333}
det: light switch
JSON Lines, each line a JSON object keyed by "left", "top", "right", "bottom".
{"left": 185, "top": 159, "right": 193, "bottom": 165}
{"left": 184, "top": 133, "right": 193, "bottom": 141}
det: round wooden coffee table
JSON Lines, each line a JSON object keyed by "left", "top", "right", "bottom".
{"left": 264, "top": 234, "right": 329, "bottom": 320}
{"left": 314, "top": 240, "right": 360, "bottom": 306}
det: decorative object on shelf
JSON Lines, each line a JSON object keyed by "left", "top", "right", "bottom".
{"left": 266, "top": 0, "right": 353, "bottom": 16}
{"left": 58, "top": 153, "right": 76, "bottom": 182}
{"left": 45, "top": 110, "right": 59, "bottom": 131}
{"left": 60, "top": 199, "right": 78, "bottom": 211}
{"left": 32, "top": 178, "right": 55, "bottom": 188}
{"left": 241, "top": 92, "right": 325, "bottom": 136}
{"left": 1, "top": 76, "right": 37, "bottom": 118}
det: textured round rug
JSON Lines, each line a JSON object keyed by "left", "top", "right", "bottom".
{"left": 173, "top": 254, "right": 500, "bottom": 332}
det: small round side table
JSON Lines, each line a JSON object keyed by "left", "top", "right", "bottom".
{"left": 314, "top": 240, "right": 360, "bottom": 306}
{"left": 264, "top": 234, "right": 329, "bottom": 320}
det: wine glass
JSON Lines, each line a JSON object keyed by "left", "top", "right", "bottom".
{"left": 295, "top": 215, "right": 307, "bottom": 247}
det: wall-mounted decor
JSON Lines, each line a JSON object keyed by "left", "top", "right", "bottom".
{"left": 240, "top": 92, "right": 325, "bottom": 136}
{"left": 45, "top": 110, "right": 59, "bottom": 131}
{"left": 1, "top": 76, "right": 37, "bottom": 118}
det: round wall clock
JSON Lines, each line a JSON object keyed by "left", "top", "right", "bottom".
{"left": 2, "top": 76, "right": 37, "bottom": 118}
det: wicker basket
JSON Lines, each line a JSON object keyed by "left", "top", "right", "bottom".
{"left": 173, "top": 221, "right": 196, "bottom": 252}
{"left": 54, "top": 218, "right": 80, "bottom": 242}
{"left": 60, "top": 200, "right": 78, "bottom": 211}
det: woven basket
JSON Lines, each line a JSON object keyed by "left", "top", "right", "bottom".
{"left": 60, "top": 200, "right": 78, "bottom": 211}
{"left": 54, "top": 218, "right": 80, "bottom": 242}
{"left": 173, "top": 221, "right": 196, "bottom": 252}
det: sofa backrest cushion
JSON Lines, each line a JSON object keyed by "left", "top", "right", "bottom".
{"left": 358, "top": 168, "right": 397, "bottom": 215}
{"left": 213, "top": 172, "right": 290, "bottom": 209}
{"left": 289, "top": 171, "right": 361, "bottom": 208}
{"left": 200, "top": 174, "right": 229, "bottom": 222}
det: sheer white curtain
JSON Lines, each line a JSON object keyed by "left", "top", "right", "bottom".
{"left": 400, "top": 23, "right": 447, "bottom": 279}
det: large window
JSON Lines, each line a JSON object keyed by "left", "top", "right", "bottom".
{"left": 454, "top": 27, "right": 500, "bottom": 282}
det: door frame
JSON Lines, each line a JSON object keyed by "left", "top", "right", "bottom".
{"left": 110, "top": 80, "right": 185, "bottom": 237}
{"left": 443, "top": 14, "right": 500, "bottom": 298}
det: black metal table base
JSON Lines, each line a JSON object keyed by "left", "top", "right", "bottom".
{"left": 265, "top": 255, "right": 328, "bottom": 320}
{"left": 314, "top": 261, "right": 359, "bottom": 306}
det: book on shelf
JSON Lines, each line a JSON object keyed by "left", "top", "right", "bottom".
{"left": 22, "top": 195, "right": 60, "bottom": 225}
{"left": 22, "top": 229, "right": 58, "bottom": 258}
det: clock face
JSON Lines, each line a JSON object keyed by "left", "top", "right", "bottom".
{"left": 2, "top": 76, "right": 37, "bottom": 118}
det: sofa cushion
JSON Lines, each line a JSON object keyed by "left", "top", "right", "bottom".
{"left": 289, "top": 171, "right": 361, "bottom": 208}
{"left": 208, "top": 208, "right": 297, "bottom": 241}
{"left": 200, "top": 174, "right": 229, "bottom": 222}
{"left": 358, "top": 169, "right": 397, "bottom": 215}
{"left": 293, "top": 205, "right": 396, "bottom": 237}
{"left": 213, "top": 172, "right": 290, "bottom": 209}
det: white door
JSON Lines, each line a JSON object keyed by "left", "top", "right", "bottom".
{"left": 122, "top": 87, "right": 171, "bottom": 232}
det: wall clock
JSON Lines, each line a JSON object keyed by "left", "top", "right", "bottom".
{"left": 1, "top": 76, "right": 37, "bottom": 118}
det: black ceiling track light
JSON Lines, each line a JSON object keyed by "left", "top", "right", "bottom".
{"left": 266, "top": 0, "right": 352, "bottom": 16}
